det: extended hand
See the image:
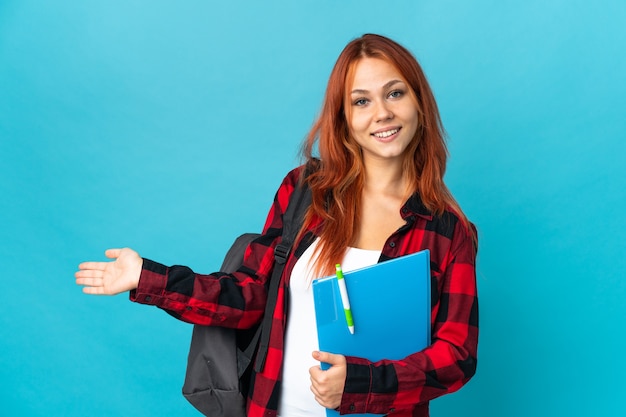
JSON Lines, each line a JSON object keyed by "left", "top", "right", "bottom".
{"left": 75, "top": 248, "right": 143, "bottom": 295}
{"left": 309, "top": 350, "right": 347, "bottom": 410}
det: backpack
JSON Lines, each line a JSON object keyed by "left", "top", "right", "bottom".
{"left": 181, "top": 180, "right": 312, "bottom": 417}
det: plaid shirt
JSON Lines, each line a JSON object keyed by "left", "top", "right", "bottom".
{"left": 131, "top": 165, "right": 478, "bottom": 417}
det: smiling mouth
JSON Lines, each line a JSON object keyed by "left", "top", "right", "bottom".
{"left": 372, "top": 128, "right": 400, "bottom": 139}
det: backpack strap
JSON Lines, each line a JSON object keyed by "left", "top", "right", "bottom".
{"left": 253, "top": 175, "right": 312, "bottom": 373}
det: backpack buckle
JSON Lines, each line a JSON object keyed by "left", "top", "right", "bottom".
{"left": 274, "top": 243, "right": 290, "bottom": 264}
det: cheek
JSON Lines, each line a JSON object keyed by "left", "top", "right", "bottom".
{"left": 392, "top": 101, "right": 418, "bottom": 120}
{"left": 349, "top": 112, "right": 369, "bottom": 134}
{"left": 405, "top": 111, "right": 420, "bottom": 136}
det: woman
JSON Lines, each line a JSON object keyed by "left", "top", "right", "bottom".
{"left": 76, "top": 34, "right": 478, "bottom": 417}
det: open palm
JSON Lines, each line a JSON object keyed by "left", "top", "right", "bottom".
{"left": 75, "top": 248, "right": 143, "bottom": 295}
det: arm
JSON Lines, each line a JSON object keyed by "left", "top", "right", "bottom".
{"left": 339, "top": 222, "right": 478, "bottom": 414}
{"left": 75, "top": 167, "right": 304, "bottom": 329}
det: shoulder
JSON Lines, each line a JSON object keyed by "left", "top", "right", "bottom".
{"left": 404, "top": 196, "right": 477, "bottom": 261}
{"left": 274, "top": 163, "right": 309, "bottom": 210}
{"left": 405, "top": 193, "right": 475, "bottom": 243}
{"left": 280, "top": 158, "right": 318, "bottom": 185}
{"left": 436, "top": 208, "right": 478, "bottom": 260}
{"left": 439, "top": 207, "right": 476, "bottom": 239}
{"left": 275, "top": 159, "right": 318, "bottom": 200}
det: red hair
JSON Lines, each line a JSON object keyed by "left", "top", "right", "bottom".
{"left": 300, "top": 34, "right": 470, "bottom": 275}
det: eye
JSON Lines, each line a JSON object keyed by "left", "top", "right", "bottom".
{"left": 353, "top": 98, "right": 369, "bottom": 106}
{"left": 388, "top": 89, "right": 404, "bottom": 99}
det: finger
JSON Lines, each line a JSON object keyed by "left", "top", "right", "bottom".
{"left": 75, "top": 277, "right": 103, "bottom": 287}
{"left": 310, "top": 384, "right": 332, "bottom": 409}
{"left": 105, "top": 248, "right": 123, "bottom": 259}
{"left": 310, "top": 383, "right": 321, "bottom": 398}
{"left": 313, "top": 350, "right": 343, "bottom": 366}
{"left": 75, "top": 269, "right": 103, "bottom": 279}
{"left": 309, "top": 376, "right": 325, "bottom": 398}
{"left": 309, "top": 387, "right": 324, "bottom": 407}
{"left": 78, "top": 261, "right": 108, "bottom": 271}
{"left": 309, "top": 364, "right": 322, "bottom": 384}
{"left": 309, "top": 364, "right": 332, "bottom": 389}
{"left": 82, "top": 286, "right": 105, "bottom": 295}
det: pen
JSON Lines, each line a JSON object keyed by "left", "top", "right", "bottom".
{"left": 335, "top": 263, "right": 355, "bottom": 334}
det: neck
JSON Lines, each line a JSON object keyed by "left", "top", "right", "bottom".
{"left": 362, "top": 158, "right": 409, "bottom": 198}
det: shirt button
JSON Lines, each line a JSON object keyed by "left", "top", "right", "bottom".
{"left": 389, "top": 242, "right": 396, "bottom": 248}
{"left": 186, "top": 306, "right": 192, "bottom": 311}
{"left": 349, "top": 405, "right": 356, "bottom": 411}
{"left": 145, "top": 296, "right": 152, "bottom": 302}
{"left": 389, "top": 408, "right": 396, "bottom": 413}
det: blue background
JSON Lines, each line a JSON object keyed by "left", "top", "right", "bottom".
{"left": 1, "top": 1, "right": 625, "bottom": 416}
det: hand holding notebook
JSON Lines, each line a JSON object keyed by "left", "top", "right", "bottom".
{"left": 312, "top": 250, "right": 431, "bottom": 417}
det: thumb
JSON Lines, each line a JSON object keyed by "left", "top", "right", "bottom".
{"left": 313, "top": 350, "right": 344, "bottom": 366}
{"left": 105, "top": 248, "right": 123, "bottom": 259}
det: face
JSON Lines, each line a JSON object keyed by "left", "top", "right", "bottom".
{"left": 346, "top": 57, "right": 419, "bottom": 166}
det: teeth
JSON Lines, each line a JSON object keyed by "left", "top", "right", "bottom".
{"left": 373, "top": 129, "right": 399, "bottom": 138}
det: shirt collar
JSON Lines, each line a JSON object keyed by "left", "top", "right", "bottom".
{"left": 402, "top": 192, "right": 433, "bottom": 221}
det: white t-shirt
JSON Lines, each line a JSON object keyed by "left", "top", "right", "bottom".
{"left": 277, "top": 238, "right": 381, "bottom": 417}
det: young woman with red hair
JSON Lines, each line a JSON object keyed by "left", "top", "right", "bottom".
{"left": 76, "top": 34, "right": 478, "bottom": 417}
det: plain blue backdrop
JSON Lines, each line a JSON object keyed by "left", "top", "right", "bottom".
{"left": 1, "top": 1, "right": 625, "bottom": 416}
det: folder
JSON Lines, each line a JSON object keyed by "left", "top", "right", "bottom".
{"left": 312, "top": 250, "right": 431, "bottom": 417}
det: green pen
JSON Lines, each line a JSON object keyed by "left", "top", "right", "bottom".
{"left": 335, "top": 263, "right": 355, "bottom": 334}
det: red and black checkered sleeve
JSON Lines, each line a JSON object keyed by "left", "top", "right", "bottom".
{"left": 128, "top": 167, "right": 303, "bottom": 330}
{"left": 341, "top": 219, "right": 478, "bottom": 415}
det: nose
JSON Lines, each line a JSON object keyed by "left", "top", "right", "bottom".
{"left": 374, "top": 100, "right": 393, "bottom": 122}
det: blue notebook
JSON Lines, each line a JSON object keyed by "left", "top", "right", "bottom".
{"left": 312, "top": 250, "right": 431, "bottom": 417}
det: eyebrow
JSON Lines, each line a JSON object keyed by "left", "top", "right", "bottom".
{"left": 350, "top": 79, "right": 404, "bottom": 95}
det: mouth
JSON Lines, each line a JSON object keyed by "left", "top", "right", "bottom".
{"left": 372, "top": 127, "right": 401, "bottom": 139}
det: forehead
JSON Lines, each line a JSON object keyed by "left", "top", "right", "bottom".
{"left": 349, "top": 57, "right": 406, "bottom": 91}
